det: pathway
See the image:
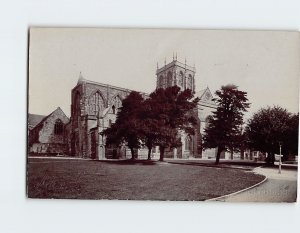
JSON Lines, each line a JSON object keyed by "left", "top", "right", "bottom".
{"left": 215, "top": 167, "right": 297, "bottom": 202}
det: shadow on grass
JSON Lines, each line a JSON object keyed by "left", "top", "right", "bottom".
{"left": 97, "top": 159, "right": 258, "bottom": 170}
{"left": 166, "top": 161, "right": 254, "bottom": 171}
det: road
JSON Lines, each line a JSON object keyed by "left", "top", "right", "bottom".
{"left": 215, "top": 167, "right": 297, "bottom": 202}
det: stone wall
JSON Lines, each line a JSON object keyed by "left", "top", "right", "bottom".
{"left": 70, "top": 80, "right": 143, "bottom": 158}
{"left": 29, "top": 107, "right": 69, "bottom": 155}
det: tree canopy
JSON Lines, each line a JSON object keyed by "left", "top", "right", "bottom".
{"left": 203, "top": 84, "right": 250, "bottom": 164}
{"left": 245, "top": 106, "right": 298, "bottom": 164}
{"left": 103, "top": 86, "right": 199, "bottom": 161}
{"left": 103, "top": 91, "right": 144, "bottom": 159}
{"left": 144, "top": 86, "right": 199, "bottom": 161}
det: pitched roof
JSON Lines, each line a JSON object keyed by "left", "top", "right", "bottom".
{"left": 75, "top": 72, "right": 149, "bottom": 97}
{"left": 29, "top": 107, "right": 70, "bottom": 131}
{"left": 195, "top": 89, "right": 207, "bottom": 99}
{"left": 28, "top": 114, "right": 46, "bottom": 130}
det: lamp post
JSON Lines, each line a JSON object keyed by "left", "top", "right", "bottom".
{"left": 278, "top": 142, "right": 282, "bottom": 174}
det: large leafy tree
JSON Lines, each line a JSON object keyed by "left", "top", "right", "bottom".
{"left": 103, "top": 91, "right": 144, "bottom": 160}
{"left": 203, "top": 84, "right": 250, "bottom": 164}
{"left": 144, "top": 86, "right": 199, "bottom": 161}
{"left": 246, "top": 106, "right": 298, "bottom": 164}
{"left": 284, "top": 113, "right": 299, "bottom": 156}
{"left": 138, "top": 99, "right": 161, "bottom": 160}
{"left": 104, "top": 87, "right": 199, "bottom": 161}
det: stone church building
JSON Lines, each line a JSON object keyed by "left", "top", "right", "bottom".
{"left": 28, "top": 58, "right": 218, "bottom": 159}
{"left": 67, "top": 58, "right": 217, "bottom": 159}
{"left": 28, "top": 107, "right": 69, "bottom": 155}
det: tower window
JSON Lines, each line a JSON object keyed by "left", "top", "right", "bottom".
{"left": 112, "top": 105, "right": 116, "bottom": 114}
{"left": 167, "top": 71, "right": 173, "bottom": 87}
{"left": 187, "top": 74, "right": 193, "bottom": 90}
{"left": 54, "top": 119, "right": 64, "bottom": 135}
{"left": 178, "top": 71, "right": 184, "bottom": 87}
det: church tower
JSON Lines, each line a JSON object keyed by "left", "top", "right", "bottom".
{"left": 156, "top": 56, "right": 196, "bottom": 93}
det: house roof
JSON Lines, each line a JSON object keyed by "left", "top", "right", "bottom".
{"left": 28, "top": 114, "right": 46, "bottom": 130}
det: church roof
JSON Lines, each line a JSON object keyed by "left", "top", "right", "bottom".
{"left": 28, "top": 114, "right": 46, "bottom": 130}
{"left": 195, "top": 89, "right": 207, "bottom": 99}
{"left": 75, "top": 72, "right": 149, "bottom": 98}
{"left": 196, "top": 87, "right": 214, "bottom": 100}
{"left": 196, "top": 87, "right": 217, "bottom": 108}
{"left": 29, "top": 107, "right": 70, "bottom": 131}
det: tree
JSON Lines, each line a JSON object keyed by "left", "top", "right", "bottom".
{"left": 144, "top": 86, "right": 199, "bottom": 161}
{"left": 246, "top": 106, "right": 298, "bottom": 164}
{"left": 103, "top": 91, "right": 144, "bottom": 160}
{"left": 203, "top": 84, "right": 250, "bottom": 164}
{"left": 138, "top": 100, "right": 161, "bottom": 160}
{"left": 104, "top": 87, "right": 199, "bottom": 161}
{"left": 284, "top": 113, "right": 299, "bottom": 157}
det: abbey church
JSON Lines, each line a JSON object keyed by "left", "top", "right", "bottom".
{"left": 28, "top": 58, "right": 218, "bottom": 159}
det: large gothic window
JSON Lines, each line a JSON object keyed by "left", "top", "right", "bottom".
{"left": 185, "top": 135, "right": 192, "bottom": 151}
{"left": 178, "top": 71, "right": 184, "bottom": 87}
{"left": 89, "top": 91, "right": 105, "bottom": 116}
{"left": 187, "top": 74, "right": 193, "bottom": 90}
{"left": 167, "top": 71, "right": 173, "bottom": 87}
{"left": 54, "top": 119, "right": 64, "bottom": 135}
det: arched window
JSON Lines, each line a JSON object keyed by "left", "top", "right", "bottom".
{"left": 167, "top": 71, "right": 173, "bottom": 87}
{"left": 185, "top": 136, "right": 192, "bottom": 151}
{"left": 112, "top": 105, "right": 116, "bottom": 114}
{"left": 54, "top": 119, "right": 64, "bottom": 135}
{"left": 178, "top": 71, "right": 184, "bottom": 87}
{"left": 89, "top": 91, "right": 105, "bottom": 116}
{"left": 112, "top": 95, "right": 122, "bottom": 109}
{"left": 187, "top": 74, "right": 193, "bottom": 90}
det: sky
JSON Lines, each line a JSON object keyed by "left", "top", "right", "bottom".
{"left": 29, "top": 28, "right": 299, "bottom": 119}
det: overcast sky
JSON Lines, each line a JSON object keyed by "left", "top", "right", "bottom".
{"left": 29, "top": 28, "right": 299, "bottom": 119}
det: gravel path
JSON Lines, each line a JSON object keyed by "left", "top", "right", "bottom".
{"left": 216, "top": 167, "right": 297, "bottom": 202}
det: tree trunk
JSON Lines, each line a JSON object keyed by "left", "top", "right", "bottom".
{"left": 240, "top": 148, "right": 244, "bottom": 160}
{"left": 266, "top": 151, "right": 275, "bottom": 165}
{"left": 215, "top": 147, "right": 222, "bottom": 165}
{"left": 147, "top": 147, "right": 152, "bottom": 160}
{"left": 159, "top": 146, "right": 165, "bottom": 161}
{"left": 230, "top": 148, "right": 233, "bottom": 160}
{"left": 130, "top": 147, "right": 135, "bottom": 160}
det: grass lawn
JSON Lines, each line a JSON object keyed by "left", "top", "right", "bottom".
{"left": 27, "top": 158, "right": 265, "bottom": 201}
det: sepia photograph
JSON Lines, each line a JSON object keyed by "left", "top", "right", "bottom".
{"left": 27, "top": 27, "right": 298, "bottom": 202}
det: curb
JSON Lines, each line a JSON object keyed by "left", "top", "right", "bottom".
{"left": 205, "top": 176, "right": 268, "bottom": 202}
